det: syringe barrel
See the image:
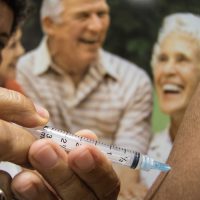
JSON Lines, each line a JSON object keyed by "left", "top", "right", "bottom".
{"left": 30, "top": 126, "right": 171, "bottom": 172}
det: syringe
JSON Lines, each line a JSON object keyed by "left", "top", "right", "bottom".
{"left": 31, "top": 126, "right": 171, "bottom": 172}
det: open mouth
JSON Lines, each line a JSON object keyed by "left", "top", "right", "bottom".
{"left": 162, "top": 83, "right": 184, "bottom": 94}
{"left": 79, "top": 38, "right": 99, "bottom": 45}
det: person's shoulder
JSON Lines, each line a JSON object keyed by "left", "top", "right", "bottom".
{"left": 17, "top": 48, "right": 38, "bottom": 71}
{"left": 102, "top": 50, "right": 151, "bottom": 83}
{"left": 102, "top": 50, "right": 140, "bottom": 70}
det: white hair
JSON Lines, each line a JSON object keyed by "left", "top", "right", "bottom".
{"left": 40, "top": 0, "right": 64, "bottom": 23}
{"left": 151, "top": 13, "right": 200, "bottom": 68}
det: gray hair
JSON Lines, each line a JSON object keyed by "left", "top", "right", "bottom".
{"left": 151, "top": 13, "right": 200, "bottom": 68}
{"left": 40, "top": 0, "right": 64, "bottom": 23}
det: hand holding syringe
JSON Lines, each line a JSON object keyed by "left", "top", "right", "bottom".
{"left": 31, "top": 126, "right": 171, "bottom": 172}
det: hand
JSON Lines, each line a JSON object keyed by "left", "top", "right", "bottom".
{"left": 0, "top": 87, "right": 49, "bottom": 199}
{"left": 0, "top": 88, "right": 48, "bottom": 165}
{"left": 0, "top": 88, "right": 120, "bottom": 199}
{"left": 0, "top": 87, "right": 49, "bottom": 166}
{"left": 11, "top": 130, "right": 120, "bottom": 200}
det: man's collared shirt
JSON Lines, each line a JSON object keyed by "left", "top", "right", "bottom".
{"left": 17, "top": 38, "right": 153, "bottom": 153}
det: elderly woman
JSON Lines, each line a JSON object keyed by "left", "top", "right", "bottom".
{"left": 141, "top": 13, "right": 200, "bottom": 189}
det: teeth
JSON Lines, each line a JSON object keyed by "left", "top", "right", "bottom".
{"left": 163, "top": 83, "right": 182, "bottom": 92}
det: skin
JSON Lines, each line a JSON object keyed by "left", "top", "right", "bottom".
{"left": 0, "top": 29, "right": 24, "bottom": 84}
{"left": 43, "top": 0, "right": 110, "bottom": 86}
{"left": 0, "top": 1, "right": 13, "bottom": 63}
{"left": 43, "top": 1, "right": 142, "bottom": 199}
{"left": 144, "top": 83, "right": 200, "bottom": 200}
{"left": 0, "top": 1, "right": 120, "bottom": 199}
{"left": 153, "top": 31, "right": 200, "bottom": 141}
{"left": 0, "top": 87, "right": 120, "bottom": 200}
{"left": 12, "top": 134, "right": 120, "bottom": 200}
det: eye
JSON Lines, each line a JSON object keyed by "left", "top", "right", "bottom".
{"left": 157, "top": 54, "right": 168, "bottom": 63}
{"left": 97, "top": 11, "right": 108, "bottom": 18}
{"left": 176, "top": 54, "right": 188, "bottom": 62}
{"left": 76, "top": 12, "right": 89, "bottom": 20}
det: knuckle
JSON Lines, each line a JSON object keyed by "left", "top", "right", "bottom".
{"left": 0, "top": 88, "right": 37, "bottom": 126}
{"left": 0, "top": 88, "right": 21, "bottom": 104}
{"left": 0, "top": 90, "right": 24, "bottom": 114}
{"left": 0, "top": 88, "right": 32, "bottom": 112}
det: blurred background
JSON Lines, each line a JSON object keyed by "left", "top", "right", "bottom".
{"left": 22, "top": 0, "right": 200, "bottom": 132}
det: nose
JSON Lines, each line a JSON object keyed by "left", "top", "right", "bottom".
{"left": 87, "top": 14, "right": 103, "bottom": 33}
{"left": 162, "top": 60, "right": 177, "bottom": 75}
{"left": 15, "top": 42, "right": 25, "bottom": 58}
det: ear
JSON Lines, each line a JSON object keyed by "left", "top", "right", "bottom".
{"left": 42, "top": 17, "right": 56, "bottom": 35}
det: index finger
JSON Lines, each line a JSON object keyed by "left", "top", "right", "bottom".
{"left": 0, "top": 87, "right": 49, "bottom": 127}
{"left": 0, "top": 121, "right": 36, "bottom": 166}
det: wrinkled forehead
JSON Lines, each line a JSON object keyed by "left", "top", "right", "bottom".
{"left": 160, "top": 31, "right": 200, "bottom": 50}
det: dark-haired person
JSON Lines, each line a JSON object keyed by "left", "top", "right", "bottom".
{"left": 0, "top": 0, "right": 120, "bottom": 199}
{"left": 2, "top": 0, "right": 200, "bottom": 199}
{"left": 0, "top": 28, "right": 25, "bottom": 94}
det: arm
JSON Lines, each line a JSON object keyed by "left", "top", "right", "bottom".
{"left": 145, "top": 83, "right": 200, "bottom": 200}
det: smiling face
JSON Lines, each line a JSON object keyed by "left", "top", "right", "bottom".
{"left": 43, "top": 0, "right": 110, "bottom": 71}
{"left": 0, "top": 29, "right": 24, "bottom": 81}
{"left": 153, "top": 32, "right": 200, "bottom": 117}
{"left": 0, "top": 1, "right": 14, "bottom": 64}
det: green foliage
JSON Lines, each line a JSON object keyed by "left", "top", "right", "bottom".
{"left": 23, "top": 0, "right": 200, "bottom": 77}
{"left": 22, "top": 0, "right": 199, "bottom": 132}
{"left": 152, "top": 89, "right": 169, "bottom": 132}
{"left": 104, "top": 0, "right": 200, "bottom": 77}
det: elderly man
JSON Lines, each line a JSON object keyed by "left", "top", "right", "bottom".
{"left": 17, "top": 0, "right": 152, "bottom": 197}
{"left": 0, "top": 0, "right": 119, "bottom": 199}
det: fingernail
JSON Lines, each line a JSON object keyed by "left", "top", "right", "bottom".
{"left": 33, "top": 143, "right": 58, "bottom": 169}
{"left": 34, "top": 104, "right": 49, "bottom": 119}
{"left": 74, "top": 149, "right": 95, "bottom": 172}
